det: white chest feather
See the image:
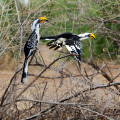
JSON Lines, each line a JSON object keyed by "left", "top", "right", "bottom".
{"left": 57, "top": 38, "right": 66, "bottom": 44}
{"left": 35, "top": 28, "right": 40, "bottom": 42}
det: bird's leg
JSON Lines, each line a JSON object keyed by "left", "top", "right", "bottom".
{"left": 36, "top": 47, "right": 39, "bottom": 51}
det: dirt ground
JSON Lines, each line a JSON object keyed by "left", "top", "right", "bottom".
{"left": 0, "top": 46, "right": 120, "bottom": 119}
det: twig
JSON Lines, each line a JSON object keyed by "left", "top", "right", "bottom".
{"left": 1, "top": 54, "right": 73, "bottom": 109}
{"left": 20, "top": 82, "right": 120, "bottom": 120}
{"left": 0, "top": 68, "right": 22, "bottom": 106}
{"left": 0, "top": 50, "right": 36, "bottom": 107}
{"left": 76, "top": 105, "right": 114, "bottom": 120}
{"left": 15, "top": 0, "right": 23, "bottom": 70}
{"left": 17, "top": 98, "right": 93, "bottom": 106}
{"left": 60, "top": 82, "right": 120, "bottom": 103}
{"left": 17, "top": 54, "right": 73, "bottom": 99}
{"left": 82, "top": 59, "right": 120, "bottom": 91}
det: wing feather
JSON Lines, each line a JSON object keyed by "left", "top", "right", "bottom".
{"left": 65, "top": 40, "right": 82, "bottom": 65}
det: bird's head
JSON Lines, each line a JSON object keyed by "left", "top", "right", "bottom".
{"left": 78, "top": 33, "right": 95, "bottom": 40}
{"left": 31, "top": 17, "right": 48, "bottom": 31}
{"left": 89, "top": 33, "right": 95, "bottom": 39}
{"left": 39, "top": 17, "right": 48, "bottom": 23}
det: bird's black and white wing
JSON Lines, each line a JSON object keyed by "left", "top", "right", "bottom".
{"left": 24, "top": 32, "right": 38, "bottom": 58}
{"left": 40, "top": 36, "right": 57, "bottom": 41}
{"left": 40, "top": 33, "right": 73, "bottom": 50}
{"left": 40, "top": 33, "right": 82, "bottom": 64}
{"left": 40, "top": 32, "right": 95, "bottom": 66}
{"left": 65, "top": 40, "right": 82, "bottom": 65}
{"left": 21, "top": 32, "right": 38, "bottom": 83}
{"left": 40, "top": 35, "right": 59, "bottom": 50}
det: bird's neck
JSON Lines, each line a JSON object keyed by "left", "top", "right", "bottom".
{"left": 34, "top": 24, "right": 40, "bottom": 35}
{"left": 78, "top": 33, "right": 88, "bottom": 41}
{"left": 79, "top": 37, "right": 88, "bottom": 41}
{"left": 35, "top": 28, "right": 39, "bottom": 36}
{"left": 33, "top": 24, "right": 40, "bottom": 42}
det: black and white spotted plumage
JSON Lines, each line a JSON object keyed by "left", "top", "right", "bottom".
{"left": 21, "top": 20, "right": 40, "bottom": 83}
{"left": 40, "top": 32, "right": 95, "bottom": 65}
{"left": 24, "top": 32, "right": 38, "bottom": 58}
{"left": 21, "top": 17, "right": 48, "bottom": 83}
{"left": 66, "top": 40, "right": 82, "bottom": 65}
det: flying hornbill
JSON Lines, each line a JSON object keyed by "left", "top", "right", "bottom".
{"left": 21, "top": 17, "right": 48, "bottom": 83}
{"left": 40, "top": 32, "right": 95, "bottom": 65}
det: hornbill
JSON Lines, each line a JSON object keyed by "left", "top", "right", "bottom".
{"left": 40, "top": 32, "right": 95, "bottom": 65}
{"left": 21, "top": 17, "right": 48, "bottom": 83}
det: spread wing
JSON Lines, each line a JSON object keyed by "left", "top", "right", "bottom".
{"left": 40, "top": 35, "right": 59, "bottom": 50}
{"left": 40, "top": 33, "right": 74, "bottom": 50}
{"left": 40, "top": 33, "right": 82, "bottom": 64}
{"left": 65, "top": 40, "right": 82, "bottom": 65}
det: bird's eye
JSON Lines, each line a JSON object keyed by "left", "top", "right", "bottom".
{"left": 38, "top": 19, "right": 40, "bottom": 23}
{"left": 85, "top": 34, "right": 90, "bottom": 38}
{"left": 88, "top": 34, "right": 90, "bottom": 37}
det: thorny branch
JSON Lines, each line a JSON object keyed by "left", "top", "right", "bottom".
{"left": 20, "top": 82, "right": 120, "bottom": 120}
{"left": 16, "top": 54, "right": 73, "bottom": 98}
{"left": 0, "top": 0, "right": 120, "bottom": 120}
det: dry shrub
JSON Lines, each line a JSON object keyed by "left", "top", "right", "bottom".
{"left": 0, "top": 0, "right": 120, "bottom": 120}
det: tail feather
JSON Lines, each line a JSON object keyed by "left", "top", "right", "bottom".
{"left": 21, "top": 58, "right": 28, "bottom": 83}
{"left": 75, "top": 56, "right": 81, "bottom": 70}
{"left": 75, "top": 55, "right": 81, "bottom": 65}
{"left": 40, "top": 36, "right": 57, "bottom": 40}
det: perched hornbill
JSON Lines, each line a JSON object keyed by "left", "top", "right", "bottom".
{"left": 40, "top": 32, "right": 95, "bottom": 65}
{"left": 21, "top": 17, "right": 48, "bottom": 83}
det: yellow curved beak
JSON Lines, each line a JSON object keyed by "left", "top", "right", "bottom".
{"left": 39, "top": 17, "right": 48, "bottom": 23}
{"left": 89, "top": 33, "right": 95, "bottom": 39}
